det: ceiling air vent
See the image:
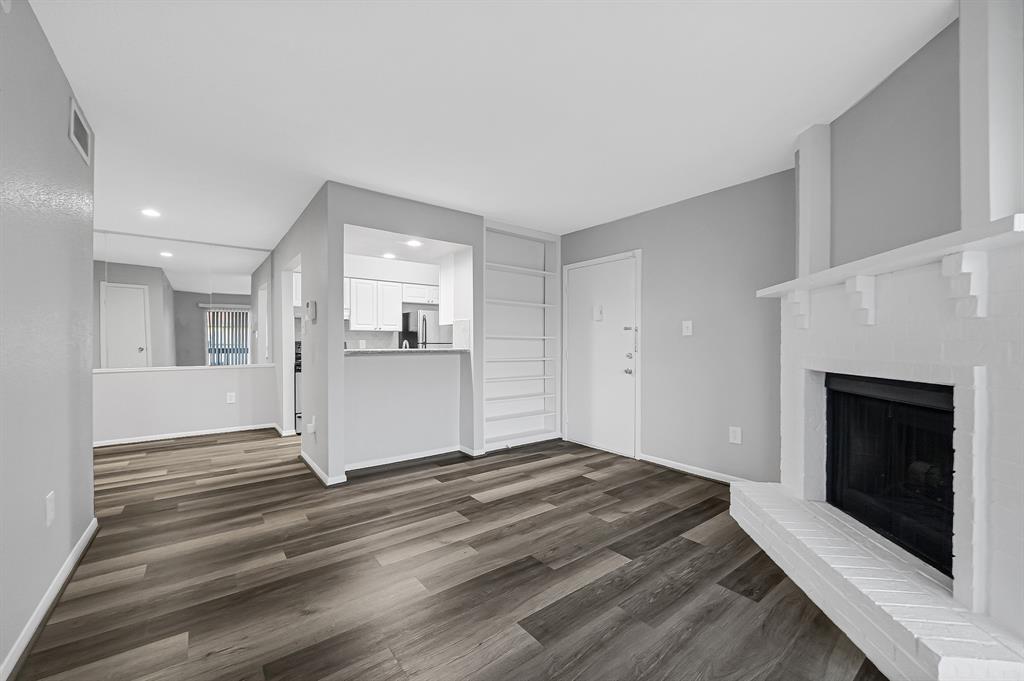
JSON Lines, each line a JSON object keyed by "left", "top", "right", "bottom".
{"left": 68, "top": 98, "right": 93, "bottom": 166}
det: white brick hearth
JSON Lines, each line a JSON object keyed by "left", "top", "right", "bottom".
{"left": 732, "top": 483, "right": 1024, "bottom": 681}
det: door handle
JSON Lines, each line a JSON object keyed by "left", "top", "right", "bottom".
{"left": 137, "top": 347, "right": 145, "bottom": 353}
{"left": 624, "top": 368, "right": 633, "bottom": 375}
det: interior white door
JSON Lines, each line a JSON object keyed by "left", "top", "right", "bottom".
{"left": 101, "top": 283, "right": 151, "bottom": 368}
{"left": 349, "top": 278, "right": 378, "bottom": 330}
{"left": 377, "top": 281, "right": 403, "bottom": 331}
{"left": 564, "top": 254, "right": 638, "bottom": 457}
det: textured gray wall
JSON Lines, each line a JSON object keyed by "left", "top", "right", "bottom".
{"left": 563, "top": 170, "right": 795, "bottom": 482}
{"left": 831, "top": 21, "right": 960, "bottom": 265}
{"left": 174, "top": 291, "right": 252, "bottom": 366}
{"left": 93, "top": 261, "right": 177, "bottom": 367}
{"left": 0, "top": 0, "right": 95, "bottom": 669}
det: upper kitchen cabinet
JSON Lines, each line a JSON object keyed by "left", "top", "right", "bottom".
{"left": 348, "top": 278, "right": 403, "bottom": 331}
{"left": 402, "top": 283, "right": 438, "bottom": 305}
{"left": 343, "top": 277, "right": 351, "bottom": 320}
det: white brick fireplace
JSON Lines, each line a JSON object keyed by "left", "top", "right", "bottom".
{"left": 732, "top": 4, "right": 1024, "bottom": 678}
{"left": 733, "top": 232, "right": 1024, "bottom": 680}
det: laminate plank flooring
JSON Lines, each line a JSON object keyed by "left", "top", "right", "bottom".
{"left": 14, "top": 430, "right": 887, "bottom": 681}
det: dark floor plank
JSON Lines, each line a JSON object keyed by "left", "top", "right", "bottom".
{"left": 13, "top": 432, "right": 883, "bottom": 681}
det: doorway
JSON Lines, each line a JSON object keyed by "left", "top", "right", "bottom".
{"left": 99, "top": 282, "right": 152, "bottom": 368}
{"left": 562, "top": 251, "right": 641, "bottom": 458}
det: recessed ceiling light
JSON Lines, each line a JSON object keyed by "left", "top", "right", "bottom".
{"left": 141, "top": 208, "right": 161, "bottom": 218}
{"left": 159, "top": 251, "right": 173, "bottom": 258}
{"left": 406, "top": 240, "right": 422, "bottom": 247}
{"left": 382, "top": 252, "right": 396, "bottom": 259}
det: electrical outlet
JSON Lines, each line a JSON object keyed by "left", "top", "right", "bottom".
{"left": 681, "top": 320, "right": 693, "bottom": 336}
{"left": 307, "top": 415, "right": 316, "bottom": 434}
{"left": 45, "top": 491, "right": 55, "bottom": 527}
{"left": 728, "top": 426, "right": 742, "bottom": 445}
{"left": 226, "top": 392, "right": 236, "bottom": 404}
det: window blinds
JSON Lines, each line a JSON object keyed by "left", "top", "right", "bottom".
{"left": 206, "top": 309, "right": 251, "bottom": 366}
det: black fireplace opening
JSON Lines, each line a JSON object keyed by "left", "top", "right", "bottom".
{"left": 826, "top": 373, "right": 954, "bottom": 576}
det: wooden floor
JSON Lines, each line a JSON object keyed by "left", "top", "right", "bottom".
{"left": 15, "top": 430, "right": 887, "bottom": 681}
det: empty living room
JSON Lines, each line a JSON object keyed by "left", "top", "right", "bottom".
{"left": 3, "top": 1, "right": 1024, "bottom": 679}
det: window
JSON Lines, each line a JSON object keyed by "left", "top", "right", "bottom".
{"left": 205, "top": 309, "right": 251, "bottom": 366}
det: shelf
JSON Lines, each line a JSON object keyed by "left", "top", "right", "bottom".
{"left": 485, "top": 428, "right": 558, "bottom": 445}
{"left": 485, "top": 335, "right": 556, "bottom": 340}
{"left": 485, "top": 410, "right": 556, "bottom": 423}
{"left": 485, "top": 357, "right": 555, "bottom": 363}
{"left": 486, "top": 262, "right": 557, "bottom": 278}
{"left": 485, "top": 298, "right": 554, "bottom": 308}
{"left": 485, "top": 392, "right": 556, "bottom": 403}
{"left": 484, "top": 374, "right": 554, "bottom": 383}
{"left": 757, "top": 215, "right": 1024, "bottom": 298}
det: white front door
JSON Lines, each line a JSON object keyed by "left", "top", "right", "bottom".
{"left": 564, "top": 252, "right": 639, "bottom": 457}
{"left": 101, "top": 282, "right": 151, "bottom": 368}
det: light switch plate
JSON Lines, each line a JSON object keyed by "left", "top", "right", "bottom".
{"left": 226, "top": 392, "right": 237, "bottom": 404}
{"left": 45, "top": 491, "right": 55, "bottom": 527}
{"left": 681, "top": 320, "right": 693, "bottom": 336}
{"left": 728, "top": 426, "right": 742, "bottom": 444}
{"left": 592, "top": 304, "right": 603, "bottom": 322}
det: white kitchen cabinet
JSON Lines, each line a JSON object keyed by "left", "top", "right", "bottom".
{"left": 349, "top": 278, "right": 378, "bottom": 330}
{"left": 377, "top": 281, "right": 403, "bottom": 331}
{"left": 343, "top": 278, "right": 351, "bottom": 320}
{"left": 403, "top": 283, "right": 430, "bottom": 304}
{"left": 403, "top": 283, "right": 440, "bottom": 305}
{"left": 348, "top": 278, "right": 402, "bottom": 331}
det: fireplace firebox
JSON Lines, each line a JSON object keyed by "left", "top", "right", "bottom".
{"left": 825, "top": 373, "right": 954, "bottom": 576}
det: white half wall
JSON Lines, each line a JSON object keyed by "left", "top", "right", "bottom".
{"left": 93, "top": 365, "right": 279, "bottom": 445}
{"left": 343, "top": 353, "right": 463, "bottom": 469}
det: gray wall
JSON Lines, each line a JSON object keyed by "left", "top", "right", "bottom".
{"left": 831, "top": 21, "right": 960, "bottom": 265}
{"left": 563, "top": 170, "right": 796, "bottom": 482}
{"left": 93, "top": 261, "right": 176, "bottom": 367}
{"left": 174, "top": 292, "right": 252, "bottom": 366}
{"left": 0, "top": 0, "right": 95, "bottom": 671}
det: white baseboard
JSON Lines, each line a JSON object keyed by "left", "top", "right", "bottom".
{"left": 345, "top": 445, "right": 463, "bottom": 471}
{"left": 637, "top": 452, "right": 745, "bottom": 485}
{"left": 459, "top": 445, "right": 486, "bottom": 458}
{"left": 94, "top": 423, "right": 279, "bottom": 448}
{"left": 1, "top": 517, "right": 98, "bottom": 680}
{"left": 300, "top": 450, "right": 347, "bottom": 486}
{"left": 274, "top": 425, "right": 297, "bottom": 437}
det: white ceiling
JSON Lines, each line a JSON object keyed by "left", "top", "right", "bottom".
{"left": 33, "top": 0, "right": 956, "bottom": 242}
{"left": 344, "top": 224, "right": 469, "bottom": 263}
{"left": 94, "top": 232, "right": 268, "bottom": 294}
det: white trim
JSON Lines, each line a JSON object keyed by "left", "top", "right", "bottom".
{"left": 344, "top": 445, "right": 463, "bottom": 472}
{"left": 562, "top": 249, "right": 642, "bottom": 459}
{"left": 638, "top": 452, "right": 745, "bottom": 485}
{"left": 1, "top": 517, "right": 98, "bottom": 681}
{"left": 274, "top": 425, "right": 298, "bottom": 437}
{"left": 459, "top": 445, "right": 486, "bottom": 458}
{"left": 300, "top": 450, "right": 347, "bottom": 486}
{"left": 93, "top": 423, "right": 278, "bottom": 448}
{"left": 93, "top": 363, "right": 274, "bottom": 374}
{"left": 99, "top": 281, "right": 152, "bottom": 369}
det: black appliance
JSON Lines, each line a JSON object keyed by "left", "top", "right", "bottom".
{"left": 399, "top": 312, "right": 419, "bottom": 349}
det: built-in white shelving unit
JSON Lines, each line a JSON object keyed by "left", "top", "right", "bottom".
{"left": 483, "top": 225, "right": 561, "bottom": 450}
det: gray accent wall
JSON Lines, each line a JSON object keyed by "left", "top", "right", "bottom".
{"left": 0, "top": 0, "right": 95, "bottom": 671}
{"left": 831, "top": 21, "right": 960, "bottom": 265}
{"left": 562, "top": 170, "right": 796, "bottom": 482}
{"left": 174, "top": 292, "right": 252, "bottom": 366}
{"left": 93, "top": 261, "right": 177, "bottom": 367}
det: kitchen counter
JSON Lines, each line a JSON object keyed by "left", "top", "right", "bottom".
{"left": 344, "top": 348, "right": 468, "bottom": 356}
